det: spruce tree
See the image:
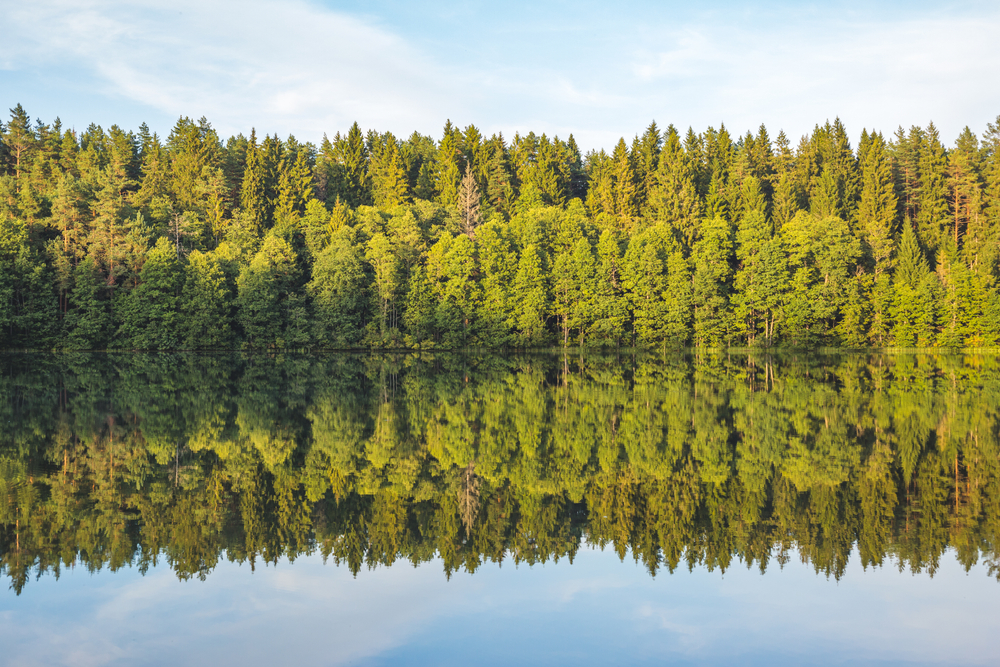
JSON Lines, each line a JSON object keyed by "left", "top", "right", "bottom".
{"left": 240, "top": 130, "right": 267, "bottom": 235}
{"left": 858, "top": 132, "right": 898, "bottom": 277}
{"left": 647, "top": 125, "right": 701, "bottom": 247}
{"left": 917, "top": 123, "right": 949, "bottom": 257}
{"left": 368, "top": 133, "right": 408, "bottom": 209}
{"left": 611, "top": 138, "right": 637, "bottom": 230}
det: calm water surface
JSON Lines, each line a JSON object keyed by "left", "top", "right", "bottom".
{"left": 1, "top": 351, "right": 999, "bottom": 665}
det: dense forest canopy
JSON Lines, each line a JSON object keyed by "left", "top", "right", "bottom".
{"left": 1, "top": 105, "right": 1000, "bottom": 349}
{"left": 2, "top": 351, "right": 999, "bottom": 594}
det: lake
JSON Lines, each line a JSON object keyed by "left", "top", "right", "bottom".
{"left": 1, "top": 351, "right": 998, "bottom": 665}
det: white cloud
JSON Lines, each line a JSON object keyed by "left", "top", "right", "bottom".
{"left": 625, "top": 10, "right": 1000, "bottom": 143}
{"left": 1, "top": 0, "right": 998, "bottom": 149}
{"left": 0, "top": 0, "right": 464, "bottom": 139}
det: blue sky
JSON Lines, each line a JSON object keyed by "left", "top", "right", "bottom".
{"left": 2, "top": 0, "right": 999, "bottom": 151}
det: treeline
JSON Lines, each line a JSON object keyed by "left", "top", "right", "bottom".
{"left": 3, "top": 351, "right": 1000, "bottom": 592}
{"left": 2, "top": 105, "right": 1000, "bottom": 349}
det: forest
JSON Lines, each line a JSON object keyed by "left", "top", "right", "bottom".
{"left": 2, "top": 351, "right": 999, "bottom": 593}
{"left": 2, "top": 104, "right": 1000, "bottom": 350}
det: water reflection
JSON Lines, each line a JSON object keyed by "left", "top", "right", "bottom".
{"left": 2, "top": 351, "right": 999, "bottom": 594}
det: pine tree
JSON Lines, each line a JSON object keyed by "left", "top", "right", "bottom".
{"left": 275, "top": 144, "right": 314, "bottom": 222}
{"left": 483, "top": 134, "right": 514, "bottom": 218}
{"left": 890, "top": 223, "right": 930, "bottom": 346}
{"left": 4, "top": 104, "right": 35, "bottom": 185}
{"left": 565, "top": 134, "right": 587, "bottom": 201}
{"left": 949, "top": 127, "right": 984, "bottom": 263}
{"left": 632, "top": 121, "right": 662, "bottom": 210}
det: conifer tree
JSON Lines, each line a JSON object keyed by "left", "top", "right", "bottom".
{"left": 949, "top": 127, "right": 984, "bottom": 263}
{"left": 914, "top": 123, "right": 949, "bottom": 257}
{"left": 339, "top": 122, "right": 370, "bottom": 207}
{"left": 632, "top": 121, "right": 662, "bottom": 210}
{"left": 275, "top": 145, "right": 314, "bottom": 221}
{"left": 611, "top": 138, "right": 637, "bottom": 230}
{"left": 858, "top": 132, "right": 898, "bottom": 277}
{"left": 733, "top": 177, "right": 786, "bottom": 345}
{"left": 483, "top": 134, "right": 514, "bottom": 218}
{"left": 981, "top": 116, "right": 1000, "bottom": 282}
{"left": 368, "top": 133, "right": 408, "bottom": 209}
{"left": 435, "top": 121, "right": 464, "bottom": 207}
{"left": 565, "top": 134, "right": 588, "bottom": 201}
{"left": 4, "top": 104, "right": 35, "bottom": 185}
{"left": 647, "top": 125, "right": 701, "bottom": 247}
{"left": 240, "top": 130, "right": 267, "bottom": 235}
{"left": 891, "top": 222, "right": 936, "bottom": 346}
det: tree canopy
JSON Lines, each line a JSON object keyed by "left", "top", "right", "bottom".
{"left": 3, "top": 107, "right": 1000, "bottom": 350}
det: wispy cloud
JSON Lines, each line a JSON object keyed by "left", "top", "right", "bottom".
{"left": 1, "top": 0, "right": 998, "bottom": 148}
{"left": 625, "top": 10, "right": 1000, "bottom": 142}
{"left": 1, "top": 0, "right": 464, "bottom": 138}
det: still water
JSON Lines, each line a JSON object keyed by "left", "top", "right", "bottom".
{"left": 1, "top": 351, "right": 999, "bottom": 665}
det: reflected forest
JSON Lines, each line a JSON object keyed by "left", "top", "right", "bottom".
{"left": 3, "top": 352, "right": 1000, "bottom": 594}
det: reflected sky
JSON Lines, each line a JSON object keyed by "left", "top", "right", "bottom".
{"left": 2, "top": 545, "right": 996, "bottom": 666}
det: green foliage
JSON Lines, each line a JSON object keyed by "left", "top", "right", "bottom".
{"left": 117, "top": 237, "right": 184, "bottom": 349}
{"left": 1, "top": 104, "right": 999, "bottom": 351}
{"left": 309, "top": 229, "right": 370, "bottom": 348}
{"left": 237, "top": 235, "right": 302, "bottom": 348}
{"left": 182, "top": 246, "right": 236, "bottom": 348}
{"left": 3, "top": 352, "right": 1000, "bottom": 590}
{"left": 65, "top": 256, "right": 112, "bottom": 349}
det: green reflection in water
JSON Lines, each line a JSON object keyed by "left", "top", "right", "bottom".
{"left": 2, "top": 351, "right": 999, "bottom": 595}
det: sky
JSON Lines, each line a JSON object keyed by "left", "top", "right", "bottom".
{"left": 2, "top": 0, "right": 999, "bottom": 151}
